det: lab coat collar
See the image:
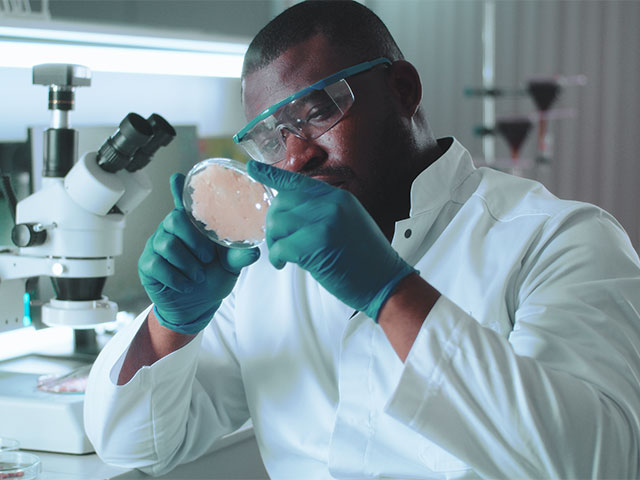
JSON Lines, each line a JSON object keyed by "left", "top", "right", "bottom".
{"left": 408, "top": 137, "right": 476, "bottom": 217}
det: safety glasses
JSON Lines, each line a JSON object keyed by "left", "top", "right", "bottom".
{"left": 233, "top": 57, "right": 391, "bottom": 165}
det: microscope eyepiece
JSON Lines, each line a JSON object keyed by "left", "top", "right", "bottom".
{"left": 97, "top": 113, "right": 153, "bottom": 173}
{"left": 126, "top": 114, "right": 176, "bottom": 172}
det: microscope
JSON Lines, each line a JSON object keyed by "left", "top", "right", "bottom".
{"left": 0, "top": 63, "right": 175, "bottom": 333}
{"left": 0, "top": 64, "right": 175, "bottom": 453}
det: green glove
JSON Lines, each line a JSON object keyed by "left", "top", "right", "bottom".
{"left": 138, "top": 173, "right": 260, "bottom": 334}
{"left": 247, "top": 160, "right": 416, "bottom": 321}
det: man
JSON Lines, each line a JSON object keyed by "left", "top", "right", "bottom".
{"left": 85, "top": 1, "right": 640, "bottom": 478}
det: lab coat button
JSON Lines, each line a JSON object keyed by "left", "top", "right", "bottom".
{"left": 404, "top": 228, "right": 412, "bottom": 238}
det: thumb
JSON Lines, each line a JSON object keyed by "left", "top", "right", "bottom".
{"left": 246, "top": 160, "right": 326, "bottom": 194}
{"left": 219, "top": 245, "right": 261, "bottom": 274}
{"left": 170, "top": 172, "right": 186, "bottom": 210}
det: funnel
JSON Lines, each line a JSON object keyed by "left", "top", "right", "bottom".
{"left": 496, "top": 116, "right": 533, "bottom": 162}
{"left": 527, "top": 78, "right": 562, "bottom": 112}
{"left": 527, "top": 78, "right": 562, "bottom": 152}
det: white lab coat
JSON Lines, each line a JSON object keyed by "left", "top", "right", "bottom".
{"left": 85, "top": 138, "right": 640, "bottom": 479}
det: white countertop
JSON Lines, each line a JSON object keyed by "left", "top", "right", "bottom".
{"left": 30, "top": 425, "right": 269, "bottom": 479}
{"left": 0, "top": 329, "right": 269, "bottom": 479}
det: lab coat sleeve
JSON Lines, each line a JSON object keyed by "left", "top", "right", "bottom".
{"left": 84, "top": 291, "right": 249, "bottom": 477}
{"left": 386, "top": 206, "right": 640, "bottom": 479}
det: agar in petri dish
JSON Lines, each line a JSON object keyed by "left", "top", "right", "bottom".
{"left": 0, "top": 451, "right": 42, "bottom": 479}
{"left": 183, "top": 158, "right": 273, "bottom": 249}
{"left": 36, "top": 365, "right": 91, "bottom": 394}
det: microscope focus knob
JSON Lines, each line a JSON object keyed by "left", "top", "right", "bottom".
{"left": 11, "top": 223, "right": 47, "bottom": 248}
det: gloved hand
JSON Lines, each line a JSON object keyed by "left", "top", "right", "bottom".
{"left": 138, "top": 173, "right": 260, "bottom": 334}
{"left": 247, "top": 160, "right": 416, "bottom": 321}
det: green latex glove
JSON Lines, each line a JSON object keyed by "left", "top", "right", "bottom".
{"left": 247, "top": 160, "right": 416, "bottom": 321}
{"left": 138, "top": 173, "right": 260, "bottom": 334}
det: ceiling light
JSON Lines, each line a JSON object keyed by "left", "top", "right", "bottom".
{"left": 0, "top": 23, "right": 248, "bottom": 77}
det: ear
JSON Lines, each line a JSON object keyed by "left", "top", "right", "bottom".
{"left": 386, "top": 60, "right": 423, "bottom": 118}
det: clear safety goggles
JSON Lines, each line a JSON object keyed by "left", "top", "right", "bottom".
{"left": 233, "top": 57, "right": 392, "bottom": 165}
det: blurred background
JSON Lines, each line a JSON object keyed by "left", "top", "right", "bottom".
{"left": 1, "top": 0, "right": 639, "bottom": 315}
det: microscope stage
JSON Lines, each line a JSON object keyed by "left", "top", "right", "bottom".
{"left": 0, "top": 367, "right": 92, "bottom": 454}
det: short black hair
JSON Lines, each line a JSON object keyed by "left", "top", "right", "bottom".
{"left": 242, "top": 0, "right": 404, "bottom": 78}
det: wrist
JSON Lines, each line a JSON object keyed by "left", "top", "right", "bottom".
{"left": 148, "top": 307, "right": 198, "bottom": 353}
{"left": 117, "top": 308, "right": 197, "bottom": 385}
{"left": 153, "top": 302, "right": 220, "bottom": 335}
{"left": 366, "top": 262, "right": 417, "bottom": 321}
{"left": 377, "top": 273, "right": 441, "bottom": 361}
{"left": 377, "top": 273, "right": 440, "bottom": 323}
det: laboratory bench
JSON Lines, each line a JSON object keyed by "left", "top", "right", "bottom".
{"left": 0, "top": 328, "right": 269, "bottom": 479}
{"left": 28, "top": 425, "right": 269, "bottom": 479}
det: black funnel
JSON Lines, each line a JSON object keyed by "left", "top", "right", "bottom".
{"left": 527, "top": 79, "right": 562, "bottom": 112}
{"left": 496, "top": 116, "right": 533, "bottom": 159}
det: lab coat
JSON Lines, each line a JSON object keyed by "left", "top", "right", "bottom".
{"left": 85, "top": 138, "right": 640, "bottom": 479}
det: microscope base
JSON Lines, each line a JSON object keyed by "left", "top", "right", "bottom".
{"left": 0, "top": 371, "right": 92, "bottom": 454}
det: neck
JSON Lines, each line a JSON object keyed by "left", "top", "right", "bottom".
{"left": 377, "top": 139, "right": 444, "bottom": 242}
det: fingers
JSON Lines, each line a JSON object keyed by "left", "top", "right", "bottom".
{"left": 266, "top": 192, "right": 345, "bottom": 243}
{"left": 163, "top": 208, "right": 214, "bottom": 264}
{"left": 170, "top": 172, "right": 186, "bottom": 210}
{"left": 152, "top": 226, "right": 205, "bottom": 283}
{"left": 265, "top": 208, "right": 314, "bottom": 246}
{"left": 267, "top": 225, "right": 324, "bottom": 271}
{"left": 141, "top": 211, "right": 261, "bottom": 291}
{"left": 140, "top": 207, "right": 213, "bottom": 290}
{"left": 265, "top": 202, "right": 337, "bottom": 271}
{"left": 138, "top": 235, "right": 197, "bottom": 293}
{"left": 263, "top": 187, "right": 348, "bottom": 271}
{"left": 247, "top": 160, "right": 329, "bottom": 195}
{"left": 218, "top": 246, "right": 261, "bottom": 274}
{"left": 139, "top": 260, "right": 192, "bottom": 294}
{"left": 265, "top": 183, "right": 344, "bottom": 232}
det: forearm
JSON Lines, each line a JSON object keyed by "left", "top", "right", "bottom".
{"left": 86, "top": 307, "right": 217, "bottom": 476}
{"left": 85, "top": 299, "right": 249, "bottom": 476}
{"left": 377, "top": 273, "right": 441, "bottom": 361}
{"left": 384, "top": 286, "right": 640, "bottom": 479}
{"left": 118, "top": 308, "right": 197, "bottom": 385}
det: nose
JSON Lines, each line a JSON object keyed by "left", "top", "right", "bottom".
{"left": 281, "top": 133, "right": 327, "bottom": 173}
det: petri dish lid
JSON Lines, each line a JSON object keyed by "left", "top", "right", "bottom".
{"left": 0, "top": 437, "right": 19, "bottom": 452}
{"left": 0, "top": 451, "right": 42, "bottom": 479}
{"left": 182, "top": 158, "right": 273, "bottom": 249}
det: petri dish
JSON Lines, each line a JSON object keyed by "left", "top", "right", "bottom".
{"left": 182, "top": 158, "right": 273, "bottom": 249}
{"left": 0, "top": 438, "right": 19, "bottom": 452}
{"left": 36, "top": 364, "right": 91, "bottom": 394}
{"left": 0, "top": 451, "right": 42, "bottom": 479}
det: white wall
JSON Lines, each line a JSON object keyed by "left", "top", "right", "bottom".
{"left": 1, "top": 67, "right": 246, "bottom": 142}
{"left": 367, "top": 0, "right": 484, "bottom": 154}
{"left": 367, "top": 0, "right": 640, "bottom": 250}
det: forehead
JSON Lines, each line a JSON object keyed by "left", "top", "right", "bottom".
{"left": 242, "top": 34, "right": 356, "bottom": 121}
